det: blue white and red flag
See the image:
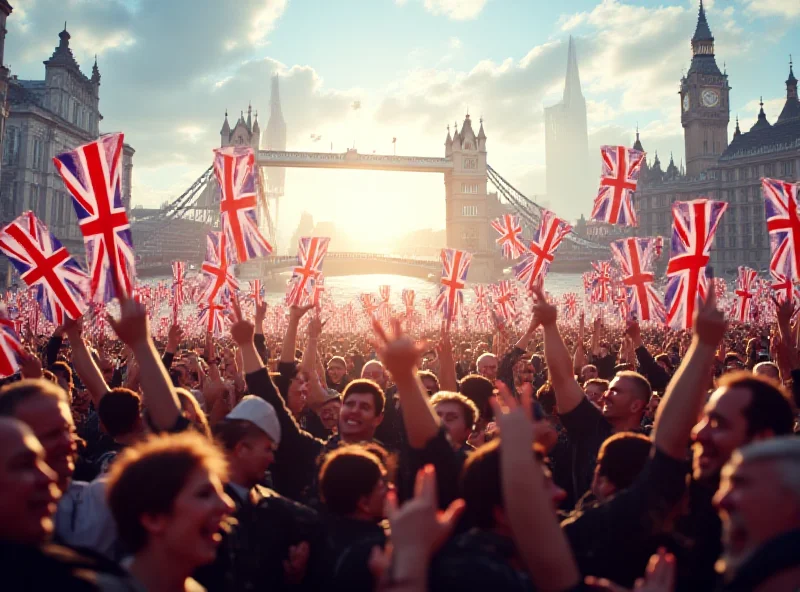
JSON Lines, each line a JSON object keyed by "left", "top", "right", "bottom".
{"left": 0, "top": 305, "right": 22, "bottom": 378}
{"left": 312, "top": 274, "right": 325, "bottom": 308}
{"left": 665, "top": 199, "right": 727, "bottom": 329}
{"left": 0, "top": 212, "right": 89, "bottom": 324}
{"left": 286, "top": 237, "right": 330, "bottom": 306}
{"left": 734, "top": 266, "right": 758, "bottom": 323}
{"left": 514, "top": 210, "right": 572, "bottom": 291}
{"left": 491, "top": 280, "right": 516, "bottom": 321}
{"left": 491, "top": 214, "right": 527, "bottom": 259}
{"left": 436, "top": 248, "right": 472, "bottom": 325}
{"left": 590, "top": 145, "right": 645, "bottom": 226}
{"left": 762, "top": 178, "right": 800, "bottom": 282}
{"left": 770, "top": 270, "right": 800, "bottom": 305}
{"left": 53, "top": 133, "right": 136, "bottom": 302}
{"left": 198, "top": 303, "right": 228, "bottom": 337}
{"left": 200, "top": 232, "right": 239, "bottom": 305}
{"left": 360, "top": 293, "right": 379, "bottom": 318}
{"left": 590, "top": 261, "right": 613, "bottom": 304}
{"left": 610, "top": 237, "right": 664, "bottom": 322}
{"left": 171, "top": 261, "right": 186, "bottom": 322}
{"left": 248, "top": 280, "right": 264, "bottom": 307}
{"left": 562, "top": 292, "right": 578, "bottom": 319}
{"left": 214, "top": 146, "right": 272, "bottom": 263}
{"left": 402, "top": 289, "right": 415, "bottom": 315}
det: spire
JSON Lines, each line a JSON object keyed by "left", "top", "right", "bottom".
{"left": 733, "top": 115, "right": 741, "bottom": 138}
{"left": 477, "top": 117, "right": 486, "bottom": 140}
{"left": 563, "top": 36, "right": 585, "bottom": 107}
{"left": 247, "top": 102, "right": 252, "bottom": 132}
{"left": 264, "top": 74, "right": 287, "bottom": 152}
{"left": 750, "top": 97, "right": 772, "bottom": 131}
{"left": 633, "top": 124, "right": 644, "bottom": 152}
{"left": 270, "top": 75, "right": 282, "bottom": 117}
{"left": 91, "top": 55, "right": 100, "bottom": 84}
{"left": 445, "top": 124, "right": 452, "bottom": 145}
{"left": 252, "top": 110, "right": 260, "bottom": 133}
{"left": 45, "top": 24, "right": 83, "bottom": 74}
{"left": 692, "top": 1, "right": 713, "bottom": 43}
{"left": 688, "top": 0, "right": 720, "bottom": 75}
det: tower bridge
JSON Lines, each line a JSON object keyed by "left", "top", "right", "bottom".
{"left": 131, "top": 78, "right": 609, "bottom": 281}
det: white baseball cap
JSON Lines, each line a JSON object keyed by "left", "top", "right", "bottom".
{"left": 226, "top": 396, "right": 281, "bottom": 445}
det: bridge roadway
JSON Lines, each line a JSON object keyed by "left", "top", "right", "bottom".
{"left": 256, "top": 150, "right": 453, "bottom": 173}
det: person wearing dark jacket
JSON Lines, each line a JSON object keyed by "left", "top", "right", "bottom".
{"left": 626, "top": 321, "right": 672, "bottom": 393}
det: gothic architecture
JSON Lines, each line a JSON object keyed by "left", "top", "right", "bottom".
{"left": 636, "top": 2, "right": 799, "bottom": 274}
{"left": 0, "top": 26, "right": 135, "bottom": 257}
{"left": 545, "top": 36, "right": 592, "bottom": 224}
{"left": 0, "top": 1, "right": 13, "bottom": 183}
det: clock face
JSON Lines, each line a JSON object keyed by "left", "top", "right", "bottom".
{"left": 701, "top": 89, "right": 719, "bottom": 107}
{"left": 683, "top": 94, "right": 690, "bottom": 112}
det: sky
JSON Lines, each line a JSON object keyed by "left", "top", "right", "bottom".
{"left": 4, "top": 0, "right": 799, "bottom": 251}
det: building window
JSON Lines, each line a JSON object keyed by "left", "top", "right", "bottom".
{"left": 463, "top": 158, "right": 477, "bottom": 170}
{"left": 463, "top": 141, "right": 474, "bottom": 150}
{"left": 462, "top": 205, "right": 478, "bottom": 217}
{"left": 73, "top": 102, "right": 79, "bottom": 125}
{"left": 3, "top": 126, "right": 19, "bottom": 166}
{"left": 764, "top": 163, "right": 773, "bottom": 176}
{"left": 32, "top": 138, "right": 44, "bottom": 170}
{"left": 782, "top": 161, "right": 795, "bottom": 176}
{"left": 461, "top": 183, "right": 479, "bottom": 194}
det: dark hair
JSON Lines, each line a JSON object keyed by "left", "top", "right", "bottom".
{"left": 718, "top": 372, "right": 796, "bottom": 437}
{"left": 536, "top": 382, "right": 557, "bottom": 415}
{"left": 596, "top": 433, "right": 652, "bottom": 490}
{"left": 106, "top": 432, "right": 228, "bottom": 553}
{"left": 430, "top": 391, "right": 480, "bottom": 430}
{"left": 615, "top": 371, "right": 652, "bottom": 404}
{"left": 213, "top": 418, "right": 268, "bottom": 451}
{"left": 50, "top": 361, "right": 73, "bottom": 387}
{"left": 418, "top": 370, "right": 440, "bottom": 393}
{"left": 654, "top": 354, "right": 673, "bottom": 372}
{"left": 319, "top": 445, "right": 384, "bottom": 516}
{"left": 0, "top": 379, "right": 67, "bottom": 417}
{"left": 342, "top": 379, "right": 386, "bottom": 416}
{"left": 458, "top": 374, "right": 495, "bottom": 421}
{"left": 98, "top": 388, "right": 142, "bottom": 439}
{"left": 584, "top": 378, "right": 610, "bottom": 391}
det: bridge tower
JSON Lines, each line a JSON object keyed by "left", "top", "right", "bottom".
{"left": 262, "top": 75, "right": 286, "bottom": 252}
{"left": 444, "top": 113, "right": 493, "bottom": 281}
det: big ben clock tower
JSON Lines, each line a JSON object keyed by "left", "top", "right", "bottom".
{"left": 680, "top": 1, "right": 730, "bottom": 178}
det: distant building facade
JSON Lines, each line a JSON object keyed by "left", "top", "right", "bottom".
{"left": 0, "top": 1, "right": 13, "bottom": 183}
{"left": 545, "top": 36, "right": 593, "bottom": 224}
{"left": 0, "top": 26, "right": 135, "bottom": 257}
{"left": 635, "top": 3, "right": 799, "bottom": 274}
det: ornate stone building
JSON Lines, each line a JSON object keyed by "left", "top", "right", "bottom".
{"left": 545, "top": 36, "right": 593, "bottom": 224}
{"left": 0, "top": 26, "right": 135, "bottom": 255}
{"left": 635, "top": 2, "right": 799, "bottom": 275}
{"left": 0, "top": 1, "right": 12, "bottom": 183}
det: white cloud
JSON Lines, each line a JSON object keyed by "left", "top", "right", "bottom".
{"left": 449, "top": 37, "right": 462, "bottom": 50}
{"left": 69, "top": 28, "right": 137, "bottom": 56}
{"left": 249, "top": 0, "right": 289, "bottom": 45}
{"left": 741, "top": 0, "right": 800, "bottom": 19}
{"left": 738, "top": 96, "right": 785, "bottom": 130}
{"left": 422, "top": 0, "right": 487, "bottom": 20}
{"left": 176, "top": 125, "right": 205, "bottom": 142}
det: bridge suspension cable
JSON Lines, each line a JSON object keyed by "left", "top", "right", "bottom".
{"left": 135, "top": 166, "right": 216, "bottom": 223}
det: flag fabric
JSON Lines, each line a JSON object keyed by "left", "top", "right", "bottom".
{"left": 665, "top": 199, "right": 727, "bottom": 329}
{"left": 714, "top": 277, "right": 728, "bottom": 301}
{"left": 491, "top": 280, "right": 516, "bottom": 321}
{"left": 200, "top": 232, "right": 239, "bottom": 305}
{"left": 285, "top": 237, "right": 330, "bottom": 306}
{"left": 214, "top": 146, "right": 273, "bottom": 264}
{"left": 613, "top": 285, "right": 630, "bottom": 321}
{"left": 248, "top": 280, "right": 264, "bottom": 307}
{"left": 436, "top": 248, "right": 472, "bottom": 324}
{"left": 360, "top": 293, "right": 379, "bottom": 318}
{"left": 734, "top": 266, "right": 758, "bottom": 323}
{"left": 0, "top": 305, "right": 22, "bottom": 378}
{"left": 562, "top": 292, "right": 578, "bottom": 319}
{"left": 401, "top": 289, "right": 415, "bottom": 315}
{"left": 654, "top": 236, "right": 664, "bottom": 259}
{"left": 0, "top": 212, "right": 89, "bottom": 324}
{"left": 514, "top": 210, "right": 572, "bottom": 291}
{"left": 490, "top": 214, "right": 527, "bottom": 259}
{"left": 770, "top": 270, "right": 799, "bottom": 304}
{"left": 378, "top": 285, "right": 391, "bottom": 320}
{"left": 590, "top": 145, "right": 645, "bottom": 226}
{"left": 762, "top": 177, "right": 800, "bottom": 281}
{"left": 171, "top": 261, "right": 186, "bottom": 323}
{"left": 610, "top": 237, "right": 664, "bottom": 322}
{"left": 590, "top": 261, "right": 613, "bottom": 304}
{"left": 312, "top": 274, "right": 325, "bottom": 308}
{"left": 53, "top": 133, "right": 136, "bottom": 303}
{"left": 198, "top": 303, "right": 227, "bottom": 337}
{"left": 473, "top": 284, "right": 489, "bottom": 314}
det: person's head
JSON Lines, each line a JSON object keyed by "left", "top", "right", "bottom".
{"left": 536, "top": 382, "right": 557, "bottom": 416}
{"left": 50, "top": 362, "right": 73, "bottom": 397}
{"left": 327, "top": 356, "right": 348, "bottom": 384}
{"left": 654, "top": 354, "right": 674, "bottom": 375}
{"left": 430, "top": 392, "right": 479, "bottom": 449}
{"left": 459, "top": 374, "right": 495, "bottom": 425}
{"left": 0, "top": 379, "right": 76, "bottom": 492}
{"left": 286, "top": 370, "right": 308, "bottom": 418}
{"left": 599, "top": 342, "right": 611, "bottom": 358}
{"left": 361, "top": 360, "right": 387, "bottom": 390}
{"left": 714, "top": 437, "right": 800, "bottom": 575}
{"left": 600, "top": 372, "right": 651, "bottom": 423}
{"left": 584, "top": 378, "right": 609, "bottom": 408}
{"left": 106, "top": 432, "right": 234, "bottom": 568}
{"left": 753, "top": 361, "right": 780, "bottom": 382}
{"left": 460, "top": 439, "right": 565, "bottom": 532}
{"left": 0, "top": 418, "right": 60, "bottom": 545}
{"left": 319, "top": 445, "right": 389, "bottom": 522}
{"left": 591, "top": 433, "right": 652, "bottom": 503}
{"left": 176, "top": 389, "right": 211, "bottom": 438}
{"left": 724, "top": 353, "right": 745, "bottom": 373}
{"left": 340, "top": 380, "right": 385, "bottom": 442}
{"left": 96, "top": 355, "right": 115, "bottom": 385}
{"left": 476, "top": 353, "right": 498, "bottom": 381}
{"left": 319, "top": 392, "right": 342, "bottom": 432}
{"left": 645, "top": 394, "right": 661, "bottom": 422}
{"left": 418, "top": 370, "right": 440, "bottom": 395}
{"left": 692, "top": 372, "right": 796, "bottom": 481}
{"left": 580, "top": 364, "right": 599, "bottom": 383}
{"left": 214, "top": 396, "right": 280, "bottom": 489}
{"left": 98, "top": 388, "right": 144, "bottom": 441}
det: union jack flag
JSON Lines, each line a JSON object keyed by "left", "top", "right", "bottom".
{"left": 214, "top": 146, "right": 272, "bottom": 263}
{"left": 514, "top": 210, "right": 572, "bottom": 291}
{"left": 665, "top": 199, "right": 727, "bottom": 329}
{"left": 714, "top": 277, "right": 728, "bottom": 301}
{"left": 762, "top": 178, "right": 800, "bottom": 281}
{"left": 490, "top": 214, "right": 527, "bottom": 259}
{"left": 171, "top": 261, "right": 186, "bottom": 322}
{"left": 360, "top": 293, "right": 379, "bottom": 317}
{"left": 491, "top": 280, "right": 516, "bottom": 321}
{"left": 610, "top": 237, "right": 664, "bottom": 322}
{"left": 473, "top": 284, "right": 489, "bottom": 313}
{"left": 198, "top": 303, "right": 228, "bottom": 337}
{"left": 590, "top": 261, "right": 613, "bottom": 304}
{"left": 378, "top": 285, "right": 391, "bottom": 320}
{"left": 312, "top": 274, "right": 325, "bottom": 308}
{"left": 53, "top": 133, "right": 136, "bottom": 303}
{"left": 248, "top": 280, "right": 264, "bottom": 307}
{"left": 613, "top": 284, "right": 630, "bottom": 321}
{"left": 286, "top": 237, "right": 329, "bottom": 306}
{"left": 436, "top": 248, "right": 472, "bottom": 325}
{"left": 769, "top": 270, "right": 799, "bottom": 305}
{"left": 402, "top": 289, "right": 415, "bottom": 315}
{"left": 200, "top": 232, "right": 239, "bottom": 305}
{"left": 590, "top": 145, "right": 645, "bottom": 226}
{"left": 654, "top": 236, "right": 664, "bottom": 259}
{"left": 0, "top": 212, "right": 89, "bottom": 324}
{"left": 734, "top": 266, "right": 758, "bottom": 323}
{"left": 0, "top": 305, "right": 22, "bottom": 378}
{"left": 562, "top": 292, "right": 578, "bottom": 319}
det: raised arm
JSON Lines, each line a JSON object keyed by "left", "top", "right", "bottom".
{"left": 301, "top": 316, "right": 328, "bottom": 409}
{"left": 281, "top": 304, "right": 312, "bottom": 364}
{"left": 533, "top": 287, "right": 585, "bottom": 414}
{"left": 573, "top": 313, "right": 587, "bottom": 374}
{"left": 162, "top": 323, "right": 183, "bottom": 371}
{"left": 108, "top": 296, "right": 182, "bottom": 431}
{"left": 628, "top": 321, "right": 670, "bottom": 393}
{"left": 652, "top": 288, "right": 726, "bottom": 460}
{"left": 435, "top": 324, "right": 458, "bottom": 393}
{"left": 64, "top": 317, "right": 110, "bottom": 408}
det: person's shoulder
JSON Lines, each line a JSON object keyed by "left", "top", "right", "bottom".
{"left": 255, "top": 485, "right": 319, "bottom": 520}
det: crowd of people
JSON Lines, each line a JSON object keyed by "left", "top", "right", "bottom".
{"left": 1, "top": 282, "right": 799, "bottom": 591}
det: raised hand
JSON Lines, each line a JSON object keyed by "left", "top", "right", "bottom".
{"left": 531, "top": 285, "right": 557, "bottom": 327}
{"left": 107, "top": 296, "right": 150, "bottom": 347}
{"left": 308, "top": 315, "right": 325, "bottom": 340}
{"left": 371, "top": 317, "right": 428, "bottom": 379}
{"left": 289, "top": 304, "right": 314, "bottom": 322}
{"left": 230, "top": 319, "right": 255, "bottom": 346}
{"left": 19, "top": 351, "right": 43, "bottom": 380}
{"left": 63, "top": 315, "right": 83, "bottom": 341}
{"left": 693, "top": 289, "right": 726, "bottom": 347}
{"left": 166, "top": 323, "right": 183, "bottom": 351}
{"left": 585, "top": 548, "right": 675, "bottom": 592}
